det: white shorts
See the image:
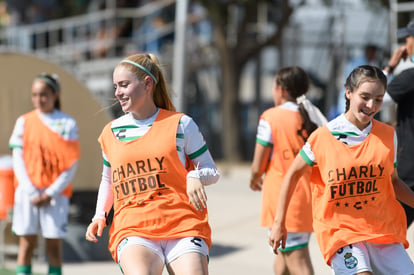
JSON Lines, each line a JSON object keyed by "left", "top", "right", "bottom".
{"left": 117, "top": 236, "right": 209, "bottom": 265}
{"left": 330, "top": 242, "right": 414, "bottom": 275}
{"left": 268, "top": 230, "right": 311, "bottom": 252}
{"left": 12, "top": 186, "right": 69, "bottom": 239}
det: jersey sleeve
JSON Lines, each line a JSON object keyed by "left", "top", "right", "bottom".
{"left": 9, "top": 116, "right": 39, "bottom": 196}
{"left": 9, "top": 116, "right": 25, "bottom": 149}
{"left": 256, "top": 118, "right": 273, "bottom": 147}
{"left": 92, "top": 164, "right": 114, "bottom": 222}
{"left": 66, "top": 116, "right": 79, "bottom": 140}
{"left": 299, "top": 142, "right": 316, "bottom": 166}
{"left": 180, "top": 115, "right": 208, "bottom": 160}
{"left": 181, "top": 115, "right": 220, "bottom": 186}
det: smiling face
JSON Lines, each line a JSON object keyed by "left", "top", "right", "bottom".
{"left": 31, "top": 80, "right": 57, "bottom": 113}
{"left": 113, "top": 65, "right": 155, "bottom": 119}
{"left": 344, "top": 79, "right": 385, "bottom": 130}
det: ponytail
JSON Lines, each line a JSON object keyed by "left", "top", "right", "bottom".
{"left": 119, "top": 53, "right": 176, "bottom": 111}
{"left": 275, "top": 67, "right": 326, "bottom": 141}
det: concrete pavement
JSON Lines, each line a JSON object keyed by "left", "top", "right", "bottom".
{"left": 3, "top": 162, "right": 414, "bottom": 274}
{"left": 205, "top": 163, "right": 330, "bottom": 275}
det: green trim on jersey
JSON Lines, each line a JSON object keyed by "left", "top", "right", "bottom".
{"left": 119, "top": 136, "right": 142, "bottom": 141}
{"left": 9, "top": 144, "right": 22, "bottom": 149}
{"left": 300, "top": 149, "right": 315, "bottom": 166}
{"left": 112, "top": 125, "right": 183, "bottom": 142}
{"left": 103, "top": 158, "right": 111, "bottom": 167}
{"left": 256, "top": 138, "right": 272, "bottom": 147}
{"left": 330, "top": 131, "right": 359, "bottom": 137}
{"left": 112, "top": 125, "right": 139, "bottom": 131}
{"left": 395, "top": 162, "right": 397, "bottom": 168}
{"left": 50, "top": 121, "right": 68, "bottom": 136}
{"left": 117, "top": 134, "right": 184, "bottom": 142}
{"left": 112, "top": 125, "right": 141, "bottom": 141}
{"left": 188, "top": 145, "right": 208, "bottom": 159}
{"left": 109, "top": 117, "right": 190, "bottom": 161}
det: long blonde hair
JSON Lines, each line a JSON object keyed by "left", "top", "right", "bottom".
{"left": 118, "top": 53, "right": 176, "bottom": 111}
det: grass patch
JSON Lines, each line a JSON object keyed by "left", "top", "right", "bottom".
{"left": 0, "top": 267, "right": 16, "bottom": 275}
{"left": 0, "top": 267, "right": 42, "bottom": 275}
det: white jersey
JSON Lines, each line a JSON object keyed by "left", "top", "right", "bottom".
{"left": 301, "top": 114, "right": 397, "bottom": 165}
{"left": 9, "top": 109, "right": 79, "bottom": 238}
{"left": 93, "top": 109, "right": 220, "bottom": 221}
{"left": 256, "top": 102, "right": 299, "bottom": 147}
{"left": 9, "top": 109, "right": 79, "bottom": 198}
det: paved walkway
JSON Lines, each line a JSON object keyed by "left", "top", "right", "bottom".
{"left": 3, "top": 163, "right": 414, "bottom": 274}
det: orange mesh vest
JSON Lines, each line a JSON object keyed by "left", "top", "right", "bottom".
{"left": 0, "top": 167, "right": 14, "bottom": 219}
{"left": 308, "top": 120, "right": 407, "bottom": 264}
{"left": 19, "top": 110, "right": 80, "bottom": 198}
{"left": 99, "top": 109, "right": 211, "bottom": 262}
{"left": 260, "top": 107, "right": 313, "bottom": 231}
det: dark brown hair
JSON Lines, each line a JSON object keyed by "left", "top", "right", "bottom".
{"left": 34, "top": 73, "right": 61, "bottom": 110}
{"left": 344, "top": 65, "right": 387, "bottom": 112}
{"left": 275, "top": 66, "right": 318, "bottom": 141}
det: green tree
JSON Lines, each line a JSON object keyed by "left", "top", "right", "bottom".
{"left": 197, "top": 0, "right": 389, "bottom": 161}
{"left": 197, "top": 0, "right": 300, "bottom": 161}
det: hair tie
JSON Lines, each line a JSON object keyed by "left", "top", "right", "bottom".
{"left": 36, "top": 73, "right": 60, "bottom": 93}
{"left": 296, "top": 95, "right": 328, "bottom": 127}
{"left": 120, "top": 60, "right": 158, "bottom": 84}
{"left": 296, "top": 95, "right": 306, "bottom": 105}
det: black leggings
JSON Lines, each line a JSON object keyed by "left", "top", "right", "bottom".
{"left": 400, "top": 183, "right": 414, "bottom": 228}
{"left": 401, "top": 200, "right": 414, "bottom": 228}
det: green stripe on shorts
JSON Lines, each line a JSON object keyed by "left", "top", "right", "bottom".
{"left": 279, "top": 242, "right": 308, "bottom": 252}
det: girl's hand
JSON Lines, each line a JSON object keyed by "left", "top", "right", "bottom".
{"left": 85, "top": 219, "right": 106, "bottom": 243}
{"left": 31, "top": 192, "right": 51, "bottom": 207}
{"left": 389, "top": 45, "right": 408, "bottom": 68}
{"left": 187, "top": 177, "right": 207, "bottom": 211}
{"left": 268, "top": 221, "right": 287, "bottom": 254}
{"left": 250, "top": 176, "right": 263, "bottom": 191}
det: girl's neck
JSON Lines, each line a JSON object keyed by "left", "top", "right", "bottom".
{"left": 37, "top": 108, "right": 56, "bottom": 115}
{"left": 344, "top": 112, "right": 370, "bottom": 131}
{"left": 131, "top": 105, "right": 158, "bottom": 120}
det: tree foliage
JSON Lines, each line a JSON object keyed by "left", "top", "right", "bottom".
{"left": 194, "top": 0, "right": 389, "bottom": 161}
{"left": 195, "top": 0, "right": 303, "bottom": 161}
